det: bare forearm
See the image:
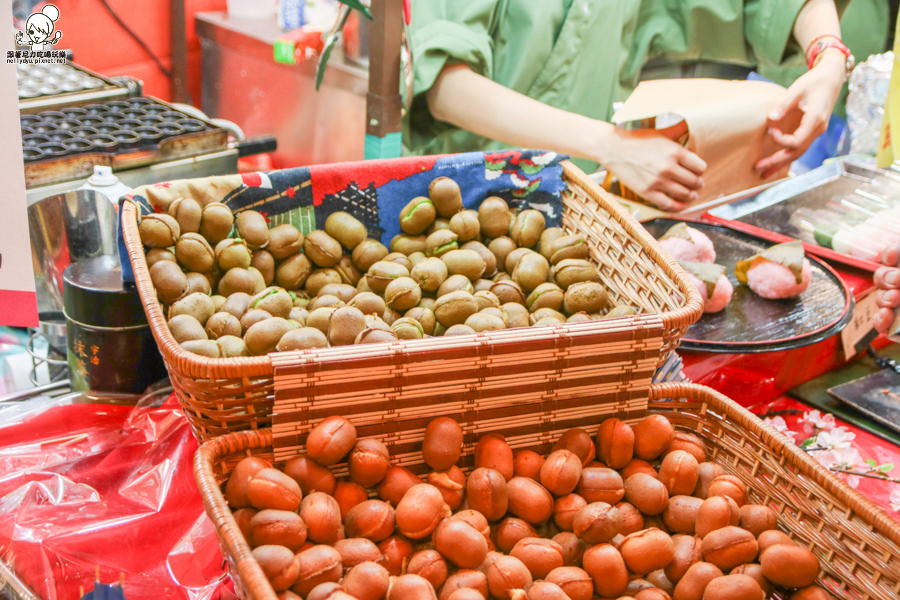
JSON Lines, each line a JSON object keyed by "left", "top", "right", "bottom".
{"left": 792, "top": 0, "right": 847, "bottom": 77}
{"left": 426, "top": 63, "right": 614, "bottom": 164}
{"left": 792, "top": 0, "right": 847, "bottom": 89}
{"left": 792, "top": 0, "right": 841, "bottom": 51}
{"left": 425, "top": 62, "right": 707, "bottom": 210}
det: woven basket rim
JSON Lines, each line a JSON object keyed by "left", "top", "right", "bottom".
{"left": 124, "top": 199, "right": 274, "bottom": 379}
{"left": 650, "top": 383, "right": 900, "bottom": 545}
{"left": 194, "top": 427, "right": 275, "bottom": 599}
{"left": 124, "top": 160, "right": 703, "bottom": 381}
{"left": 561, "top": 162, "right": 702, "bottom": 332}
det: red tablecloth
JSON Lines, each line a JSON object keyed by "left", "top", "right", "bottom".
{"left": 744, "top": 395, "right": 900, "bottom": 516}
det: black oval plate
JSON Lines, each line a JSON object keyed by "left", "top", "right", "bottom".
{"left": 643, "top": 218, "right": 854, "bottom": 353}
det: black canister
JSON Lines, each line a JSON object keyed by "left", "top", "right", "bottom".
{"left": 63, "top": 256, "right": 168, "bottom": 393}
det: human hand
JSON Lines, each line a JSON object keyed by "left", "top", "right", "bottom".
{"left": 874, "top": 247, "right": 900, "bottom": 335}
{"left": 754, "top": 53, "right": 846, "bottom": 179}
{"left": 601, "top": 128, "right": 707, "bottom": 212}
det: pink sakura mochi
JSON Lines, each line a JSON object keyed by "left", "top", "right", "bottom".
{"left": 659, "top": 227, "right": 716, "bottom": 263}
{"left": 746, "top": 258, "right": 812, "bottom": 299}
{"left": 687, "top": 272, "right": 734, "bottom": 313}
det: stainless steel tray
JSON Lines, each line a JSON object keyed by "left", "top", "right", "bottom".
{"left": 708, "top": 158, "right": 895, "bottom": 272}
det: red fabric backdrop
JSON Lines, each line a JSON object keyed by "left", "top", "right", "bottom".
{"left": 46, "top": 0, "right": 227, "bottom": 104}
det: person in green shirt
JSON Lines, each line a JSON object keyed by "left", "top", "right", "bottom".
{"left": 404, "top": 0, "right": 878, "bottom": 211}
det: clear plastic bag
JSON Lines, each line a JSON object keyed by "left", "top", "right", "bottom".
{"left": 0, "top": 394, "right": 234, "bottom": 599}
{"left": 848, "top": 52, "right": 893, "bottom": 156}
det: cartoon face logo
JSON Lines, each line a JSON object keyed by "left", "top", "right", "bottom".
{"left": 15, "top": 4, "right": 62, "bottom": 52}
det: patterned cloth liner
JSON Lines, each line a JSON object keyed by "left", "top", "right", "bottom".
{"left": 118, "top": 149, "right": 569, "bottom": 282}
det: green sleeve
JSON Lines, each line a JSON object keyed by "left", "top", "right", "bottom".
{"left": 408, "top": 0, "right": 502, "bottom": 99}
{"left": 743, "top": 0, "right": 808, "bottom": 70}
{"left": 405, "top": 0, "right": 503, "bottom": 152}
{"left": 840, "top": 0, "right": 890, "bottom": 64}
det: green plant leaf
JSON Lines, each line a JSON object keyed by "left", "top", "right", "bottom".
{"left": 678, "top": 261, "right": 726, "bottom": 298}
{"left": 337, "top": 0, "right": 373, "bottom": 19}
{"left": 315, "top": 6, "right": 353, "bottom": 90}
{"left": 736, "top": 240, "right": 805, "bottom": 285}
{"left": 878, "top": 462, "right": 894, "bottom": 473}
{"left": 800, "top": 436, "right": 817, "bottom": 448}
{"left": 865, "top": 459, "right": 878, "bottom": 467}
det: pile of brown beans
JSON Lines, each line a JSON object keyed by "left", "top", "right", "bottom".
{"left": 140, "top": 177, "right": 636, "bottom": 358}
{"left": 224, "top": 414, "right": 833, "bottom": 600}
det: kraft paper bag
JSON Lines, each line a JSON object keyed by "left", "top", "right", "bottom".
{"left": 612, "top": 78, "right": 802, "bottom": 206}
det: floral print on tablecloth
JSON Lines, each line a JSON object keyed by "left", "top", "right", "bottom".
{"left": 761, "top": 408, "right": 899, "bottom": 518}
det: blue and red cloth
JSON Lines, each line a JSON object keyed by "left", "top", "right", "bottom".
{"left": 119, "top": 150, "right": 568, "bottom": 282}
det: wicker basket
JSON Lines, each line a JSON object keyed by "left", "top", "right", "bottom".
{"left": 194, "top": 382, "right": 900, "bottom": 600}
{"left": 125, "top": 160, "right": 702, "bottom": 442}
